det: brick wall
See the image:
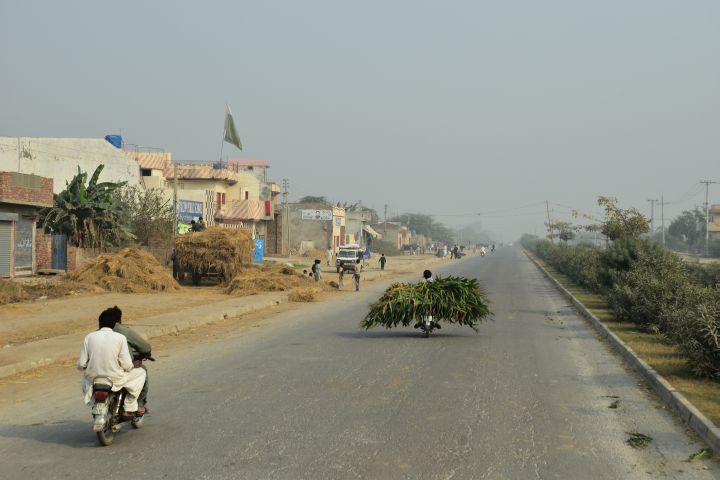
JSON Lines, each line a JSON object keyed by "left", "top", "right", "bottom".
{"left": 36, "top": 230, "right": 52, "bottom": 270}
{"left": 265, "top": 212, "right": 283, "bottom": 256}
{"left": 0, "top": 172, "right": 53, "bottom": 206}
{"left": 67, "top": 246, "right": 105, "bottom": 271}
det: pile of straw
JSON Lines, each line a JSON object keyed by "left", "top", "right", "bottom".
{"left": 174, "top": 227, "right": 253, "bottom": 282}
{"left": 0, "top": 280, "right": 28, "bottom": 304}
{"left": 226, "top": 263, "right": 310, "bottom": 296}
{"left": 68, "top": 247, "right": 179, "bottom": 293}
{"left": 289, "top": 287, "right": 320, "bottom": 302}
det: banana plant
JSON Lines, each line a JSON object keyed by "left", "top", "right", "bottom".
{"left": 40, "top": 165, "right": 135, "bottom": 248}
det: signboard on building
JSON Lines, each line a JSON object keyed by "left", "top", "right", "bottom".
{"left": 301, "top": 209, "right": 332, "bottom": 221}
{"left": 178, "top": 200, "right": 203, "bottom": 223}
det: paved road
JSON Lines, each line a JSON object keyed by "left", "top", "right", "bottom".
{"left": 0, "top": 247, "right": 717, "bottom": 479}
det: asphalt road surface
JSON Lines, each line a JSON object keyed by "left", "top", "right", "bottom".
{"left": 0, "top": 247, "right": 717, "bottom": 479}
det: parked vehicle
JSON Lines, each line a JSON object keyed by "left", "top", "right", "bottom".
{"left": 336, "top": 244, "right": 364, "bottom": 272}
{"left": 89, "top": 356, "right": 153, "bottom": 446}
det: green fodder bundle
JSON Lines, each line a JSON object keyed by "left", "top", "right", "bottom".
{"left": 68, "top": 247, "right": 179, "bottom": 293}
{"left": 361, "top": 276, "right": 492, "bottom": 331}
{"left": 0, "top": 279, "right": 28, "bottom": 304}
{"left": 175, "top": 227, "right": 253, "bottom": 281}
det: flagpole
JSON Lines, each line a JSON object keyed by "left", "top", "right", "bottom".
{"left": 219, "top": 104, "right": 227, "bottom": 167}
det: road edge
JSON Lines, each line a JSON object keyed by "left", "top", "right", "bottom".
{"left": 524, "top": 248, "right": 720, "bottom": 453}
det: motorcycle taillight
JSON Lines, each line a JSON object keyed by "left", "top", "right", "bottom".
{"left": 93, "top": 391, "right": 109, "bottom": 402}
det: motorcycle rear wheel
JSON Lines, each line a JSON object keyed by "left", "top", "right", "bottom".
{"left": 96, "top": 399, "right": 117, "bottom": 446}
{"left": 96, "top": 414, "right": 115, "bottom": 446}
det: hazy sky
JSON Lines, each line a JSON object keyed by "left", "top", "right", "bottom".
{"left": 2, "top": 1, "right": 719, "bottom": 240}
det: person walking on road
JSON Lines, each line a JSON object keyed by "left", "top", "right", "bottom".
{"left": 353, "top": 259, "right": 361, "bottom": 291}
{"left": 338, "top": 265, "right": 345, "bottom": 289}
{"left": 313, "top": 259, "right": 322, "bottom": 282}
{"left": 379, "top": 253, "right": 387, "bottom": 271}
{"left": 326, "top": 248, "right": 333, "bottom": 267}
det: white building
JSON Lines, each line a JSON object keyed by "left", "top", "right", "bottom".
{"left": 0, "top": 137, "right": 140, "bottom": 193}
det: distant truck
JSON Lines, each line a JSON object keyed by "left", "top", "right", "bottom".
{"left": 336, "top": 244, "right": 364, "bottom": 273}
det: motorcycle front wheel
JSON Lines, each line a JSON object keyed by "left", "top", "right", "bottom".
{"left": 131, "top": 415, "right": 145, "bottom": 429}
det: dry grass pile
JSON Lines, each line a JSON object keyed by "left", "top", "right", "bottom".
{"left": 300, "top": 247, "right": 325, "bottom": 260}
{"left": 0, "top": 280, "right": 28, "bottom": 304}
{"left": 175, "top": 227, "right": 252, "bottom": 281}
{"left": 289, "top": 287, "right": 320, "bottom": 302}
{"left": 68, "top": 247, "right": 179, "bottom": 293}
{"left": 226, "top": 264, "right": 311, "bottom": 296}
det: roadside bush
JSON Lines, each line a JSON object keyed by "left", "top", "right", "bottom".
{"left": 525, "top": 235, "right": 720, "bottom": 378}
{"left": 686, "top": 263, "right": 720, "bottom": 289}
{"left": 666, "top": 289, "right": 720, "bottom": 378}
{"left": 527, "top": 240, "right": 600, "bottom": 292}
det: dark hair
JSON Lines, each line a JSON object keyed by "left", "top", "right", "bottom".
{"left": 315, "top": 259, "right": 321, "bottom": 264}
{"left": 423, "top": 270, "right": 432, "bottom": 279}
{"left": 99, "top": 306, "right": 122, "bottom": 329}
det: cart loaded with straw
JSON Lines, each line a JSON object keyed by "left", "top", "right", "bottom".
{"left": 361, "top": 276, "right": 492, "bottom": 336}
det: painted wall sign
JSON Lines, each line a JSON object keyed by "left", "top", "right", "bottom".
{"left": 301, "top": 209, "right": 332, "bottom": 221}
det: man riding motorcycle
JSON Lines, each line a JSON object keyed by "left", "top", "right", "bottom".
{"left": 112, "top": 306, "right": 152, "bottom": 412}
{"left": 77, "top": 307, "right": 147, "bottom": 416}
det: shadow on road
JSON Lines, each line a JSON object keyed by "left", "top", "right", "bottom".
{"left": 0, "top": 420, "right": 97, "bottom": 448}
{"left": 335, "top": 330, "right": 480, "bottom": 339}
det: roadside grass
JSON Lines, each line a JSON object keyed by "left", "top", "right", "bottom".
{"left": 531, "top": 254, "right": 720, "bottom": 426}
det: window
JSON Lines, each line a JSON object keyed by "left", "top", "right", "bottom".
{"left": 245, "top": 191, "right": 249, "bottom": 200}
{"left": 141, "top": 169, "right": 151, "bottom": 177}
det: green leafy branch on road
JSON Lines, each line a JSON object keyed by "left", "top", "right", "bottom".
{"left": 361, "top": 276, "right": 492, "bottom": 331}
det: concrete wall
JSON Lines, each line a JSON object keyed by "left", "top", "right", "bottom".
{"left": 287, "top": 203, "right": 334, "bottom": 252}
{"left": 0, "top": 137, "right": 140, "bottom": 193}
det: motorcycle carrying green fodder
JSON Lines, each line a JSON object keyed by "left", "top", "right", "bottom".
{"left": 361, "top": 276, "right": 493, "bottom": 331}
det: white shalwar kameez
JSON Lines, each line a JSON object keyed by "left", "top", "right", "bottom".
{"left": 77, "top": 327, "right": 146, "bottom": 411}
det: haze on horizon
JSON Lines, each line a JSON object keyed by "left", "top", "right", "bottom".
{"left": 1, "top": 0, "right": 718, "bottom": 241}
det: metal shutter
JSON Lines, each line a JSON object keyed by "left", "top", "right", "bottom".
{"left": 0, "top": 222, "right": 11, "bottom": 277}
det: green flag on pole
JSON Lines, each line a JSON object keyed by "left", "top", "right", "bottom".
{"left": 224, "top": 105, "right": 243, "bottom": 150}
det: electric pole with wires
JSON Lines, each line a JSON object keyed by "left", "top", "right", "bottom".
{"left": 701, "top": 180, "right": 718, "bottom": 257}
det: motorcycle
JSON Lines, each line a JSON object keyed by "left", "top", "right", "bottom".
{"left": 419, "top": 315, "right": 439, "bottom": 338}
{"left": 90, "top": 355, "right": 153, "bottom": 446}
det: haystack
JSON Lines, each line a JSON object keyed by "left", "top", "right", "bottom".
{"left": 289, "top": 287, "right": 320, "bottom": 302}
{"left": 68, "top": 247, "right": 179, "bottom": 293}
{"left": 174, "top": 227, "right": 252, "bottom": 282}
{"left": 225, "top": 266, "right": 310, "bottom": 296}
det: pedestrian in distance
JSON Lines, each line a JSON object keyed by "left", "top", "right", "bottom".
{"left": 338, "top": 265, "right": 344, "bottom": 289}
{"left": 379, "top": 253, "right": 387, "bottom": 271}
{"left": 313, "top": 259, "right": 322, "bottom": 282}
{"left": 353, "top": 259, "right": 361, "bottom": 291}
{"left": 326, "top": 248, "right": 333, "bottom": 267}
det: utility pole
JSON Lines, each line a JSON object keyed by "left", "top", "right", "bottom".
{"left": 647, "top": 199, "right": 658, "bottom": 234}
{"left": 173, "top": 163, "right": 178, "bottom": 237}
{"left": 701, "top": 180, "right": 718, "bottom": 257}
{"left": 282, "top": 179, "right": 289, "bottom": 256}
{"left": 546, "top": 200, "right": 553, "bottom": 243}
{"left": 660, "top": 196, "right": 668, "bottom": 247}
{"left": 383, "top": 204, "right": 388, "bottom": 238}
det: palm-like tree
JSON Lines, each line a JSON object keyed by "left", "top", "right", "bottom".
{"left": 41, "top": 165, "right": 134, "bottom": 247}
